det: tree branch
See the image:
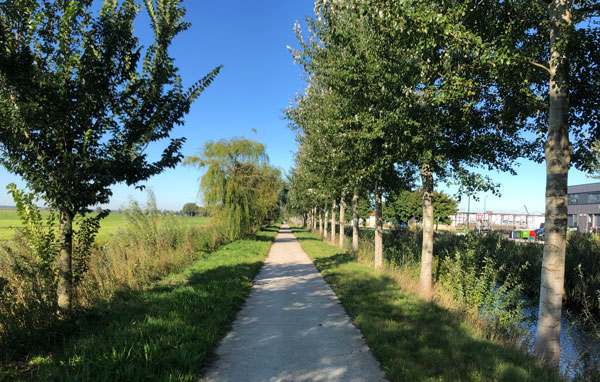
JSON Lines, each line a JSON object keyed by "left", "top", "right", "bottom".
{"left": 530, "top": 61, "right": 551, "bottom": 73}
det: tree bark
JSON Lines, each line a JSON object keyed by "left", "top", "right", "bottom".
{"left": 324, "top": 208, "right": 329, "bottom": 240}
{"left": 534, "top": 0, "right": 572, "bottom": 368}
{"left": 331, "top": 199, "right": 336, "bottom": 244}
{"left": 319, "top": 207, "right": 323, "bottom": 236}
{"left": 313, "top": 206, "right": 317, "bottom": 230}
{"left": 339, "top": 196, "right": 346, "bottom": 248}
{"left": 375, "top": 182, "right": 383, "bottom": 268}
{"left": 58, "top": 208, "right": 74, "bottom": 311}
{"left": 352, "top": 192, "right": 360, "bottom": 255}
{"left": 419, "top": 164, "right": 435, "bottom": 300}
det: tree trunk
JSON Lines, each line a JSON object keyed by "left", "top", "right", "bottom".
{"left": 319, "top": 208, "right": 323, "bottom": 236}
{"left": 58, "top": 208, "right": 74, "bottom": 311}
{"left": 324, "top": 208, "right": 329, "bottom": 240}
{"left": 534, "top": 0, "right": 572, "bottom": 368}
{"left": 331, "top": 199, "right": 336, "bottom": 244}
{"left": 352, "top": 192, "right": 359, "bottom": 255}
{"left": 313, "top": 207, "right": 317, "bottom": 230}
{"left": 339, "top": 196, "right": 346, "bottom": 248}
{"left": 375, "top": 182, "right": 383, "bottom": 268}
{"left": 419, "top": 164, "right": 435, "bottom": 300}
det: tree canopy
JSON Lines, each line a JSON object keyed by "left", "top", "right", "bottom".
{"left": 185, "top": 137, "right": 283, "bottom": 240}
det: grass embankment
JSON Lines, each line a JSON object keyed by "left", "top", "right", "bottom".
{"left": 291, "top": 227, "right": 559, "bottom": 382}
{"left": 0, "top": 208, "right": 210, "bottom": 242}
{"left": 0, "top": 226, "right": 279, "bottom": 382}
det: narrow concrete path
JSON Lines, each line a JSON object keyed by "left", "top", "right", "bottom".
{"left": 201, "top": 225, "right": 386, "bottom": 382}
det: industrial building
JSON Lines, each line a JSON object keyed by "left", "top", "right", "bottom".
{"left": 451, "top": 211, "right": 544, "bottom": 231}
{"left": 568, "top": 182, "right": 600, "bottom": 233}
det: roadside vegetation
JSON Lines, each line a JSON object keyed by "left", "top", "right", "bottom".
{"left": 344, "top": 227, "right": 600, "bottom": 326}
{"left": 285, "top": 0, "right": 600, "bottom": 368}
{"left": 0, "top": 193, "right": 226, "bottom": 365}
{"left": 292, "top": 226, "right": 559, "bottom": 382}
{"left": 0, "top": 225, "right": 278, "bottom": 381}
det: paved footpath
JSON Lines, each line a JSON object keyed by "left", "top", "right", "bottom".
{"left": 201, "top": 225, "right": 386, "bottom": 382}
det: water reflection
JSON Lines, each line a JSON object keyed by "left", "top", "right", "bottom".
{"left": 524, "top": 305, "right": 600, "bottom": 378}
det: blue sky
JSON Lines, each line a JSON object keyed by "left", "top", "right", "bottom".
{"left": 0, "top": 0, "right": 597, "bottom": 213}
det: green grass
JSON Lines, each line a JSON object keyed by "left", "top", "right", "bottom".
{"left": 291, "top": 227, "right": 560, "bottom": 382}
{"left": 0, "top": 225, "right": 279, "bottom": 381}
{"left": 0, "top": 208, "right": 209, "bottom": 242}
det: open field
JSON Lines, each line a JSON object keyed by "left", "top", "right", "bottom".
{"left": 0, "top": 208, "right": 210, "bottom": 242}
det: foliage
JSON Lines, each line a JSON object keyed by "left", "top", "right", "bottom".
{"left": 384, "top": 189, "right": 458, "bottom": 225}
{"left": 349, "top": 226, "right": 600, "bottom": 325}
{"left": 0, "top": 193, "right": 222, "bottom": 363}
{"left": 0, "top": 184, "right": 104, "bottom": 361}
{"left": 440, "top": 254, "right": 527, "bottom": 338}
{"left": 565, "top": 232, "right": 600, "bottom": 317}
{"left": 185, "top": 137, "right": 282, "bottom": 240}
{"left": 182, "top": 202, "right": 203, "bottom": 217}
{"left": 0, "top": 0, "right": 220, "bottom": 310}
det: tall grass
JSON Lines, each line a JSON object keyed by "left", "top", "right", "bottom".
{"left": 336, "top": 227, "right": 530, "bottom": 342}
{"left": 344, "top": 227, "right": 600, "bottom": 319}
{"left": 0, "top": 196, "right": 226, "bottom": 363}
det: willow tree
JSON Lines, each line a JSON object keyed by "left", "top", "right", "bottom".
{"left": 185, "top": 137, "right": 280, "bottom": 240}
{"left": 0, "top": 0, "right": 220, "bottom": 311}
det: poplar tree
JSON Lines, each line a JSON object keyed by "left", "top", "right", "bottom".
{"left": 289, "top": 0, "right": 414, "bottom": 265}
{"left": 480, "top": 0, "right": 600, "bottom": 366}
{"left": 0, "top": 0, "right": 220, "bottom": 311}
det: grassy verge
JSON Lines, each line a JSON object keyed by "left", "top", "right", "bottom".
{"left": 0, "top": 225, "right": 279, "bottom": 382}
{"left": 291, "top": 227, "right": 560, "bottom": 382}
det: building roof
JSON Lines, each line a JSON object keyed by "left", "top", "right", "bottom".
{"left": 568, "top": 182, "right": 600, "bottom": 194}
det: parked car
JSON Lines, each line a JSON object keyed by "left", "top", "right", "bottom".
{"left": 535, "top": 226, "right": 545, "bottom": 240}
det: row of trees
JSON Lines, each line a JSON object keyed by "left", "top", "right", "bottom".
{"left": 181, "top": 203, "right": 210, "bottom": 217}
{"left": 286, "top": 0, "right": 599, "bottom": 368}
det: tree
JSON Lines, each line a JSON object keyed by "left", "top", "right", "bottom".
{"left": 0, "top": 0, "right": 220, "bottom": 311}
{"left": 185, "top": 137, "right": 280, "bottom": 240}
{"left": 462, "top": 0, "right": 600, "bottom": 366}
{"left": 350, "top": 0, "right": 534, "bottom": 299}
{"left": 485, "top": 0, "right": 600, "bottom": 367}
{"left": 182, "top": 203, "right": 200, "bottom": 217}
{"left": 385, "top": 189, "right": 458, "bottom": 226}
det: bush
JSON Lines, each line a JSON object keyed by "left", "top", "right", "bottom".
{"left": 566, "top": 232, "right": 600, "bottom": 316}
